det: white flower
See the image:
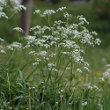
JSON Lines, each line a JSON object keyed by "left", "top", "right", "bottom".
{"left": 12, "top": 42, "right": 22, "bottom": 48}
{"left": 92, "top": 31, "right": 98, "bottom": 36}
{"left": 48, "top": 63, "right": 55, "bottom": 67}
{"left": 30, "top": 25, "right": 41, "bottom": 31}
{"left": 14, "top": 5, "right": 26, "bottom": 12}
{"left": 42, "top": 35, "right": 53, "bottom": 40}
{"left": 74, "top": 56, "right": 84, "bottom": 64}
{"left": 84, "top": 67, "right": 89, "bottom": 72}
{"left": 100, "top": 77, "right": 104, "bottom": 81}
{"left": 64, "top": 40, "right": 75, "bottom": 48}
{"left": 29, "top": 51, "right": 36, "bottom": 55}
{"left": 13, "top": 27, "right": 23, "bottom": 33}
{"left": 40, "top": 51, "right": 47, "bottom": 56}
{"left": 34, "top": 9, "right": 41, "bottom": 14}
{"left": 43, "top": 44, "right": 50, "bottom": 48}
{"left": 32, "top": 58, "right": 41, "bottom": 66}
{"left": 93, "top": 85, "right": 99, "bottom": 90}
{"left": 26, "top": 36, "right": 36, "bottom": 41}
{"left": 84, "top": 62, "right": 89, "bottom": 67}
{"left": 66, "top": 67, "right": 71, "bottom": 70}
{"left": 95, "top": 38, "right": 101, "bottom": 45}
{"left": 103, "top": 72, "right": 110, "bottom": 78}
{"left": 54, "top": 20, "right": 65, "bottom": 26}
{"left": 62, "top": 52, "right": 70, "bottom": 55}
{"left": 0, "top": 49, "right": 6, "bottom": 54}
{"left": 49, "top": 53, "right": 56, "bottom": 57}
{"left": 88, "top": 85, "right": 93, "bottom": 90}
{"left": 56, "top": 7, "right": 67, "bottom": 12}
{"left": 52, "top": 68, "right": 58, "bottom": 72}
{"left": 87, "top": 84, "right": 99, "bottom": 90}
{"left": 0, "top": 12, "right": 8, "bottom": 19}
{"left": 32, "top": 62, "right": 39, "bottom": 66}
{"left": 77, "top": 15, "right": 89, "bottom": 25}
{"left": 24, "top": 44, "right": 30, "bottom": 49}
{"left": 64, "top": 12, "right": 72, "bottom": 19}
{"left": 7, "top": 42, "right": 22, "bottom": 49}
{"left": 106, "top": 64, "right": 110, "bottom": 67}
{"left": 43, "top": 9, "right": 55, "bottom": 16}
{"left": 82, "top": 101, "right": 87, "bottom": 106}
{"left": 0, "top": 38, "right": 4, "bottom": 42}
{"left": 0, "top": 0, "right": 6, "bottom": 5}
{"left": 98, "top": 104, "right": 103, "bottom": 110}
{"left": 7, "top": 45, "right": 13, "bottom": 51}
{"left": 76, "top": 68, "right": 82, "bottom": 73}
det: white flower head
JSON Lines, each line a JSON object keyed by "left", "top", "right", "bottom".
{"left": 76, "top": 68, "right": 82, "bottom": 73}
{"left": 13, "top": 27, "right": 23, "bottom": 33}
{"left": 30, "top": 25, "right": 41, "bottom": 31}
{"left": 95, "top": 38, "right": 101, "bottom": 45}
{"left": 92, "top": 31, "right": 98, "bottom": 36}
{"left": 84, "top": 67, "right": 89, "bottom": 72}
{"left": 56, "top": 7, "right": 67, "bottom": 12}
{"left": 43, "top": 9, "right": 55, "bottom": 16}
{"left": 106, "top": 64, "right": 110, "bottom": 67}
{"left": 40, "top": 51, "right": 47, "bottom": 56}
{"left": 77, "top": 15, "right": 89, "bottom": 25}
{"left": 26, "top": 36, "right": 36, "bottom": 41}
{"left": 0, "top": 12, "right": 8, "bottom": 19}
{"left": 48, "top": 63, "right": 55, "bottom": 68}
{"left": 0, "top": 0, "right": 6, "bottom": 5}
{"left": 0, "top": 49, "right": 6, "bottom": 54}
{"left": 82, "top": 101, "right": 87, "bottom": 106}
{"left": 14, "top": 5, "right": 26, "bottom": 12}
{"left": 0, "top": 38, "right": 4, "bottom": 42}
{"left": 34, "top": 9, "right": 41, "bottom": 14}
{"left": 7, "top": 42, "right": 22, "bottom": 49}
{"left": 32, "top": 62, "right": 39, "bottom": 66}
{"left": 64, "top": 12, "right": 72, "bottom": 19}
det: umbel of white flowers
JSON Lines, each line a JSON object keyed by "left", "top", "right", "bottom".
{"left": 0, "top": 6, "right": 101, "bottom": 74}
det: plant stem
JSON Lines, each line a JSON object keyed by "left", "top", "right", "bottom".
{"left": 29, "top": 88, "right": 31, "bottom": 110}
{"left": 7, "top": 70, "right": 11, "bottom": 108}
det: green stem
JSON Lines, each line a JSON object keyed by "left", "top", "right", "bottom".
{"left": 29, "top": 89, "right": 31, "bottom": 110}
{"left": 7, "top": 70, "right": 11, "bottom": 108}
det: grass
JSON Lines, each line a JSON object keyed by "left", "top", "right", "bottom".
{"left": 0, "top": 65, "right": 110, "bottom": 109}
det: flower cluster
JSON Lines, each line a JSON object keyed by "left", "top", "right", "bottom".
{"left": 5, "top": 7, "right": 101, "bottom": 80}
{"left": 0, "top": 0, "right": 6, "bottom": 5}
{"left": 34, "top": 9, "right": 41, "bottom": 14}
{"left": 0, "top": 4, "right": 8, "bottom": 19}
{"left": 22, "top": 7, "right": 101, "bottom": 76}
{"left": 7, "top": 42, "right": 22, "bottom": 50}
{"left": 0, "top": 37, "right": 6, "bottom": 54}
{"left": 14, "top": 5, "right": 26, "bottom": 12}
{"left": 34, "top": 7, "right": 67, "bottom": 17}
{"left": 100, "top": 64, "right": 110, "bottom": 81}
{"left": 56, "top": 7, "right": 67, "bottom": 12}
{"left": 0, "top": 38, "right": 4, "bottom": 42}
{"left": 13, "top": 27, "right": 23, "bottom": 33}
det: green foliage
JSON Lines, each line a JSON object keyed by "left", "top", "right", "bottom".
{"left": 0, "top": 66, "right": 110, "bottom": 109}
{"left": 94, "top": 0, "right": 110, "bottom": 19}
